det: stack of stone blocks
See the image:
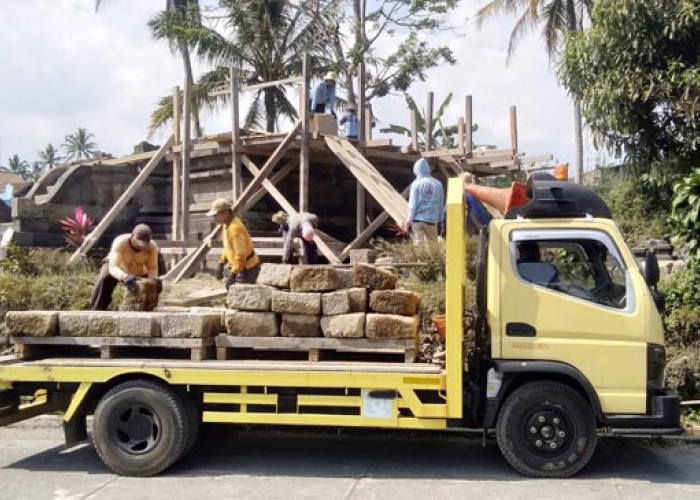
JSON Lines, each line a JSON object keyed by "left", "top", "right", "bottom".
{"left": 225, "top": 263, "right": 420, "bottom": 341}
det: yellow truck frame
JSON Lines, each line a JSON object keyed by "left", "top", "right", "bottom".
{"left": 0, "top": 177, "right": 681, "bottom": 478}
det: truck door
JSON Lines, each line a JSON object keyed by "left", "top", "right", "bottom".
{"left": 499, "top": 228, "right": 647, "bottom": 415}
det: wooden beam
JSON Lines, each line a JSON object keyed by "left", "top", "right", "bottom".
{"left": 172, "top": 85, "right": 182, "bottom": 243}
{"left": 465, "top": 95, "right": 473, "bottom": 154}
{"left": 68, "top": 135, "right": 175, "bottom": 264}
{"left": 426, "top": 91, "right": 434, "bottom": 151}
{"left": 356, "top": 181, "right": 366, "bottom": 237}
{"left": 182, "top": 72, "right": 192, "bottom": 241}
{"left": 457, "top": 117, "right": 465, "bottom": 155}
{"left": 209, "top": 76, "right": 303, "bottom": 97}
{"left": 300, "top": 54, "right": 310, "bottom": 213}
{"left": 338, "top": 185, "right": 411, "bottom": 262}
{"left": 241, "top": 160, "right": 297, "bottom": 213}
{"left": 510, "top": 105, "right": 518, "bottom": 154}
{"left": 358, "top": 63, "right": 366, "bottom": 146}
{"left": 240, "top": 155, "right": 341, "bottom": 264}
{"left": 231, "top": 67, "right": 242, "bottom": 200}
{"left": 411, "top": 108, "right": 419, "bottom": 151}
{"left": 365, "top": 105, "right": 373, "bottom": 142}
{"left": 421, "top": 148, "right": 464, "bottom": 159}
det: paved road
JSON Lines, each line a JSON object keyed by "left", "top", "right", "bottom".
{"left": 1, "top": 420, "right": 700, "bottom": 499}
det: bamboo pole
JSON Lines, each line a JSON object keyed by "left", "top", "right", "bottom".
{"left": 299, "top": 54, "right": 310, "bottom": 213}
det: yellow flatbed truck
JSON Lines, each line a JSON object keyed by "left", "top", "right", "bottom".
{"left": 0, "top": 177, "right": 681, "bottom": 478}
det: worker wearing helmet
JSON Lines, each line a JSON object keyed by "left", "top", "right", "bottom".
{"left": 272, "top": 211, "right": 319, "bottom": 265}
{"left": 89, "top": 223, "right": 162, "bottom": 310}
{"left": 207, "top": 199, "right": 260, "bottom": 289}
{"left": 310, "top": 72, "right": 337, "bottom": 117}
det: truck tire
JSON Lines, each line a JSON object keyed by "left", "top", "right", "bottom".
{"left": 90, "top": 380, "right": 188, "bottom": 476}
{"left": 496, "top": 381, "right": 597, "bottom": 478}
{"left": 177, "top": 390, "right": 200, "bottom": 458}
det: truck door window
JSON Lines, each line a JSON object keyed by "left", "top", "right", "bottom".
{"left": 515, "top": 238, "right": 628, "bottom": 309}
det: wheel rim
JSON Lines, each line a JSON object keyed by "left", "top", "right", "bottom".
{"left": 112, "top": 404, "right": 161, "bottom": 455}
{"left": 523, "top": 404, "right": 574, "bottom": 456}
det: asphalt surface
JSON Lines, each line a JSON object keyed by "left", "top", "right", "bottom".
{"left": 2, "top": 419, "right": 700, "bottom": 499}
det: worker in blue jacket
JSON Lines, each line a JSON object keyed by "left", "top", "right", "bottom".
{"left": 339, "top": 103, "right": 359, "bottom": 139}
{"left": 310, "top": 72, "right": 337, "bottom": 116}
{"left": 407, "top": 158, "right": 444, "bottom": 246}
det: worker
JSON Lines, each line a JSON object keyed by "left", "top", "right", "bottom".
{"left": 407, "top": 158, "right": 444, "bottom": 246}
{"left": 310, "top": 72, "right": 337, "bottom": 117}
{"left": 89, "top": 223, "right": 161, "bottom": 311}
{"left": 339, "top": 104, "right": 359, "bottom": 139}
{"left": 207, "top": 198, "right": 260, "bottom": 289}
{"left": 272, "top": 210, "right": 319, "bottom": 265}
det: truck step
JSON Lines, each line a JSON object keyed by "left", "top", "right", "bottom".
{"left": 10, "top": 336, "right": 215, "bottom": 361}
{"left": 215, "top": 334, "right": 418, "bottom": 363}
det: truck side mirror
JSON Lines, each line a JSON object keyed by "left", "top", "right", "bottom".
{"left": 644, "top": 250, "right": 660, "bottom": 287}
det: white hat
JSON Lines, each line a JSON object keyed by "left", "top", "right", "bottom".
{"left": 324, "top": 71, "right": 337, "bottom": 81}
{"left": 206, "top": 198, "right": 233, "bottom": 217}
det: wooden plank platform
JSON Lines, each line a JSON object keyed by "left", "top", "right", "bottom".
{"left": 216, "top": 335, "right": 417, "bottom": 363}
{"left": 10, "top": 336, "right": 214, "bottom": 361}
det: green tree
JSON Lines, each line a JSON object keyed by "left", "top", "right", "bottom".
{"left": 37, "top": 143, "right": 62, "bottom": 170}
{"left": 95, "top": 0, "right": 204, "bottom": 137}
{"left": 5, "top": 155, "right": 30, "bottom": 180}
{"left": 477, "top": 0, "right": 593, "bottom": 184}
{"left": 62, "top": 128, "right": 97, "bottom": 162}
{"left": 326, "top": 0, "right": 458, "bottom": 106}
{"left": 559, "top": 0, "right": 700, "bottom": 168}
{"left": 150, "top": 0, "right": 335, "bottom": 133}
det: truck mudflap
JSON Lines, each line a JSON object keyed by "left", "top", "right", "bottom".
{"left": 604, "top": 389, "right": 682, "bottom": 435}
{"left": 0, "top": 389, "right": 55, "bottom": 427}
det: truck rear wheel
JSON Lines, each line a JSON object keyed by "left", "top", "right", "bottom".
{"left": 496, "top": 381, "right": 597, "bottom": 478}
{"left": 91, "top": 380, "right": 188, "bottom": 476}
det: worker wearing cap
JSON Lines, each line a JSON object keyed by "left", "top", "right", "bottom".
{"left": 310, "top": 72, "right": 337, "bottom": 116}
{"left": 408, "top": 158, "right": 444, "bottom": 246}
{"left": 272, "top": 211, "right": 319, "bottom": 265}
{"left": 89, "top": 224, "right": 161, "bottom": 310}
{"left": 339, "top": 104, "right": 359, "bottom": 139}
{"left": 207, "top": 198, "right": 260, "bottom": 288}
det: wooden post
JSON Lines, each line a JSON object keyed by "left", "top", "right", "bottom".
{"left": 300, "top": 54, "right": 310, "bottom": 213}
{"left": 181, "top": 73, "right": 192, "bottom": 241}
{"left": 364, "top": 105, "right": 373, "bottom": 142}
{"left": 356, "top": 183, "right": 366, "bottom": 237}
{"left": 68, "top": 136, "right": 175, "bottom": 264}
{"left": 172, "top": 86, "right": 182, "bottom": 243}
{"left": 230, "top": 67, "right": 242, "bottom": 200}
{"left": 358, "top": 63, "right": 366, "bottom": 144}
{"left": 426, "top": 92, "right": 434, "bottom": 151}
{"left": 465, "top": 95, "right": 473, "bottom": 154}
{"left": 510, "top": 105, "right": 518, "bottom": 154}
{"left": 457, "top": 117, "right": 465, "bottom": 154}
{"left": 411, "top": 109, "right": 419, "bottom": 151}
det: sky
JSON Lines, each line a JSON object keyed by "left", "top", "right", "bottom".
{"left": 0, "top": 0, "right": 599, "bottom": 172}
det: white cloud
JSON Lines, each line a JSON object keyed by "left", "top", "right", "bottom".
{"left": 0, "top": 0, "right": 585, "bottom": 170}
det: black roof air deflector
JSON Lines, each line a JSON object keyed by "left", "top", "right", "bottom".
{"left": 505, "top": 180, "right": 612, "bottom": 220}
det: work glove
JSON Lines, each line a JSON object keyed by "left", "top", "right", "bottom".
{"left": 216, "top": 262, "right": 225, "bottom": 281}
{"left": 123, "top": 275, "right": 139, "bottom": 293}
{"left": 155, "top": 278, "right": 163, "bottom": 294}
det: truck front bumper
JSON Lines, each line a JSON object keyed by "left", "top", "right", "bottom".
{"left": 604, "top": 388, "right": 682, "bottom": 435}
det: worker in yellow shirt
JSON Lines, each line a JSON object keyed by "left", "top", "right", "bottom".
{"left": 206, "top": 199, "right": 260, "bottom": 289}
{"left": 89, "top": 223, "right": 161, "bottom": 310}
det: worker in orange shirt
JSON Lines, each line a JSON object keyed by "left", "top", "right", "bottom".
{"left": 89, "top": 223, "right": 161, "bottom": 310}
{"left": 206, "top": 199, "right": 260, "bottom": 289}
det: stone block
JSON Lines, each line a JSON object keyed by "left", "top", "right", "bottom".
{"left": 322, "top": 290, "right": 351, "bottom": 316}
{"left": 347, "top": 288, "right": 368, "bottom": 312}
{"left": 225, "top": 311, "right": 278, "bottom": 337}
{"left": 281, "top": 314, "right": 321, "bottom": 337}
{"left": 271, "top": 291, "right": 321, "bottom": 315}
{"left": 117, "top": 313, "right": 161, "bottom": 338}
{"left": 320, "top": 313, "right": 365, "bottom": 338}
{"left": 375, "top": 256, "right": 396, "bottom": 266}
{"left": 58, "top": 311, "right": 92, "bottom": 336}
{"left": 5, "top": 311, "right": 58, "bottom": 337}
{"left": 227, "top": 284, "right": 275, "bottom": 311}
{"left": 369, "top": 290, "right": 420, "bottom": 316}
{"left": 257, "top": 263, "right": 293, "bottom": 288}
{"left": 89, "top": 313, "right": 120, "bottom": 337}
{"left": 352, "top": 263, "right": 397, "bottom": 290}
{"left": 289, "top": 266, "right": 340, "bottom": 292}
{"left": 160, "top": 313, "right": 220, "bottom": 339}
{"left": 336, "top": 268, "right": 354, "bottom": 289}
{"left": 349, "top": 249, "right": 376, "bottom": 264}
{"left": 119, "top": 278, "right": 160, "bottom": 312}
{"left": 365, "top": 314, "right": 418, "bottom": 339}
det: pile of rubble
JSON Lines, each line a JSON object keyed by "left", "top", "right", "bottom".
{"left": 224, "top": 263, "right": 420, "bottom": 340}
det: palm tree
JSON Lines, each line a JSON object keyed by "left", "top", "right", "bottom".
{"left": 149, "top": 0, "right": 337, "bottom": 133}
{"left": 476, "top": 0, "right": 593, "bottom": 184}
{"left": 62, "top": 128, "right": 97, "bottom": 162}
{"left": 37, "top": 143, "right": 62, "bottom": 170}
{"left": 6, "top": 155, "right": 30, "bottom": 180}
{"left": 95, "top": 0, "right": 204, "bottom": 137}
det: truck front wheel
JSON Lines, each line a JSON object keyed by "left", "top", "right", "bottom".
{"left": 496, "top": 381, "right": 597, "bottom": 478}
{"left": 91, "top": 380, "right": 188, "bottom": 476}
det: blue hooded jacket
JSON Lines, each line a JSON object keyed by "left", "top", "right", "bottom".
{"left": 408, "top": 159, "right": 444, "bottom": 225}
